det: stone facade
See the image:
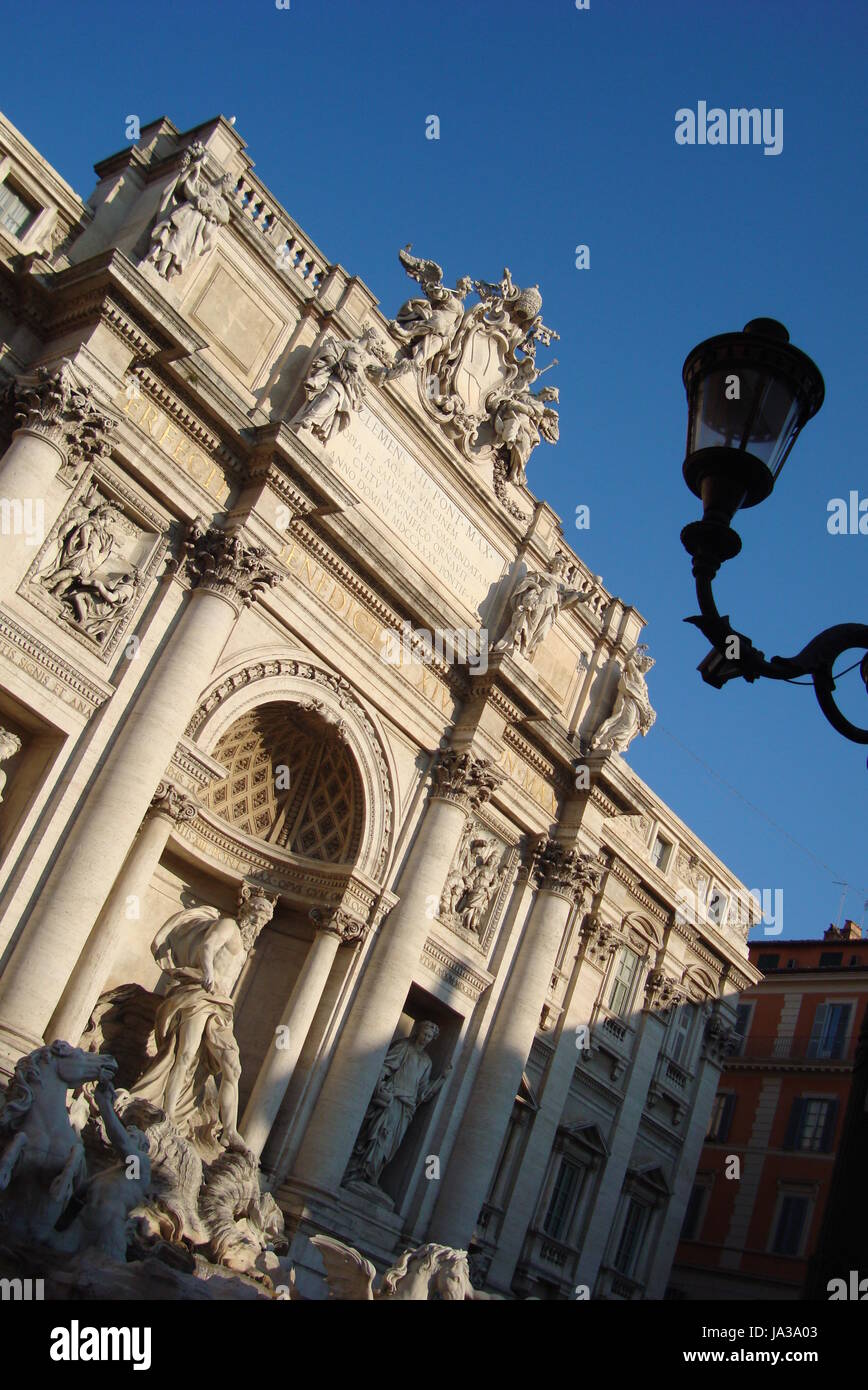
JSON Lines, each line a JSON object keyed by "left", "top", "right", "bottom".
{"left": 0, "top": 110, "right": 760, "bottom": 1298}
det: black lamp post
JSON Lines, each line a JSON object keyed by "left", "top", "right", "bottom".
{"left": 680, "top": 318, "right": 868, "bottom": 745}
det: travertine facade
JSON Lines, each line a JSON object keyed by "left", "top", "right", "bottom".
{"left": 0, "top": 110, "right": 760, "bottom": 1298}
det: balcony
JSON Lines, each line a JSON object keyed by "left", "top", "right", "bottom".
{"left": 598, "top": 1265, "right": 644, "bottom": 1300}
{"left": 727, "top": 1034, "right": 851, "bottom": 1065}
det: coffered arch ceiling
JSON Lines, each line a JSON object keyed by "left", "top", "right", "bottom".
{"left": 203, "top": 703, "right": 363, "bottom": 866}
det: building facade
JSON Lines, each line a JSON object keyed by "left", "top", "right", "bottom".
{"left": 672, "top": 922, "right": 868, "bottom": 1300}
{"left": 0, "top": 110, "right": 759, "bottom": 1298}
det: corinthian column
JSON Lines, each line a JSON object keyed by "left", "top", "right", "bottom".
{"left": 0, "top": 362, "right": 114, "bottom": 597}
{"left": 0, "top": 522, "right": 280, "bottom": 1073}
{"left": 46, "top": 782, "right": 198, "bottom": 1045}
{"left": 242, "top": 908, "right": 367, "bottom": 1161}
{"left": 287, "top": 750, "right": 501, "bottom": 1196}
{"left": 428, "top": 840, "right": 601, "bottom": 1250}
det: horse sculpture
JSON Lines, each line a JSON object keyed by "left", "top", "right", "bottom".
{"left": 310, "top": 1234, "right": 475, "bottom": 1300}
{"left": 0, "top": 1039, "right": 118, "bottom": 1246}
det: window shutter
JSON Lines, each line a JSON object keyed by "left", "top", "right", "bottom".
{"left": 832, "top": 1005, "right": 851, "bottom": 1059}
{"left": 807, "top": 1005, "right": 827, "bottom": 1060}
{"left": 721, "top": 1093, "right": 736, "bottom": 1141}
{"left": 783, "top": 1098, "right": 804, "bottom": 1150}
{"left": 821, "top": 1098, "right": 839, "bottom": 1152}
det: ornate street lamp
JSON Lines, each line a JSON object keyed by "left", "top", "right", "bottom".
{"left": 680, "top": 317, "right": 868, "bottom": 745}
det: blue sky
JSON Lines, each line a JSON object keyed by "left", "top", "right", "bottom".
{"left": 3, "top": 0, "right": 865, "bottom": 939}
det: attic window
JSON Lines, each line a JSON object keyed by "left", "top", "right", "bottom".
{"left": 0, "top": 179, "right": 39, "bottom": 238}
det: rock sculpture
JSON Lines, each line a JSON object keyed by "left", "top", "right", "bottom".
{"left": 588, "top": 643, "right": 657, "bottom": 754}
{"left": 146, "top": 141, "right": 232, "bottom": 280}
{"left": 130, "top": 888, "right": 276, "bottom": 1156}
{"left": 75, "top": 1080, "right": 152, "bottom": 1262}
{"left": 496, "top": 564, "right": 598, "bottom": 660}
{"left": 311, "top": 1234, "right": 474, "bottom": 1300}
{"left": 344, "top": 1020, "right": 452, "bottom": 1201}
{"left": 0, "top": 727, "right": 21, "bottom": 802}
{"left": 289, "top": 327, "right": 384, "bottom": 444}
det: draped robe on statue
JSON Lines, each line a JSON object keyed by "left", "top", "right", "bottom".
{"left": 347, "top": 1037, "right": 435, "bottom": 1187}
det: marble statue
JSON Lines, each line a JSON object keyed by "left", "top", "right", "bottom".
{"left": 146, "top": 141, "right": 232, "bottom": 280}
{"left": 588, "top": 643, "right": 657, "bottom": 754}
{"left": 496, "top": 565, "right": 598, "bottom": 661}
{"left": 0, "top": 1040, "right": 118, "bottom": 1246}
{"left": 290, "top": 327, "right": 382, "bottom": 443}
{"left": 39, "top": 486, "right": 139, "bottom": 643}
{"left": 440, "top": 823, "right": 504, "bottom": 936}
{"left": 489, "top": 357, "right": 560, "bottom": 487}
{"left": 344, "top": 1020, "right": 452, "bottom": 1198}
{"left": 0, "top": 726, "right": 21, "bottom": 802}
{"left": 131, "top": 888, "right": 276, "bottom": 1155}
{"left": 74, "top": 1079, "right": 151, "bottom": 1262}
{"left": 390, "top": 245, "right": 472, "bottom": 376}
{"left": 68, "top": 566, "right": 140, "bottom": 641}
{"left": 311, "top": 1234, "right": 474, "bottom": 1300}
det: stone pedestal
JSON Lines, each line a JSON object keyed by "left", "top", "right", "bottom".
{"left": 286, "top": 751, "right": 500, "bottom": 1198}
{"left": 428, "top": 840, "right": 600, "bottom": 1250}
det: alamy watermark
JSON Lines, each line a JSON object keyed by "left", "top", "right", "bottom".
{"left": 676, "top": 885, "right": 784, "bottom": 936}
{"left": 0, "top": 497, "right": 45, "bottom": 547}
{"left": 380, "top": 620, "right": 489, "bottom": 675}
{"left": 675, "top": 103, "right": 783, "bottom": 157}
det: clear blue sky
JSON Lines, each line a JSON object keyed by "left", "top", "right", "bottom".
{"left": 3, "top": 0, "right": 865, "bottom": 940}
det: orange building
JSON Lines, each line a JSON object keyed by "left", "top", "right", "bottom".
{"left": 669, "top": 921, "right": 868, "bottom": 1300}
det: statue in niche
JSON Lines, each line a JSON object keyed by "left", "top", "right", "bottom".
{"left": 146, "top": 141, "right": 233, "bottom": 281}
{"left": 130, "top": 887, "right": 276, "bottom": 1157}
{"left": 496, "top": 563, "right": 598, "bottom": 661}
{"left": 344, "top": 1020, "right": 452, "bottom": 1202}
{"left": 440, "top": 824, "right": 504, "bottom": 936}
{"left": 588, "top": 643, "right": 657, "bottom": 754}
{"left": 289, "top": 327, "right": 383, "bottom": 444}
{"left": 389, "top": 245, "right": 472, "bottom": 378}
{"left": 489, "top": 357, "right": 560, "bottom": 487}
{"left": 0, "top": 727, "right": 21, "bottom": 802}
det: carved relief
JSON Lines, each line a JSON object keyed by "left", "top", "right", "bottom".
{"left": 24, "top": 478, "right": 162, "bottom": 657}
{"left": 439, "top": 820, "right": 508, "bottom": 940}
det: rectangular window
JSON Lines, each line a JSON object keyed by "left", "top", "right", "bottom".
{"left": 707, "top": 1092, "right": 736, "bottom": 1142}
{"left": 770, "top": 1195, "right": 810, "bottom": 1256}
{"left": 757, "top": 953, "right": 780, "bottom": 972}
{"left": 613, "top": 1198, "right": 650, "bottom": 1276}
{"left": 542, "top": 1158, "right": 584, "bottom": 1240}
{"left": 669, "top": 1002, "right": 695, "bottom": 1066}
{"left": 651, "top": 835, "right": 671, "bottom": 871}
{"left": 608, "top": 946, "right": 640, "bottom": 1018}
{"left": 819, "top": 951, "right": 843, "bottom": 968}
{"left": 807, "top": 1003, "right": 851, "bottom": 1060}
{"left": 783, "top": 1097, "right": 838, "bottom": 1153}
{"left": 730, "top": 1003, "right": 752, "bottom": 1056}
{"left": 0, "top": 180, "right": 39, "bottom": 238}
{"left": 681, "top": 1182, "right": 707, "bottom": 1241}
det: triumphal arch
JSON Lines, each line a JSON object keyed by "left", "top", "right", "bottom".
{"left": 0, "top": 111, "right": 759, "bottom": 1299}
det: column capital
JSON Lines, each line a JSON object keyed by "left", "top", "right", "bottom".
{"left": 149, "top": 780, "right": 198, "bottom": 824}
{"left": 13, "top": 361, "right": 116, "bottom": 469}
{"left": 529, "top": 837, "right": 601, "bottom": 903}
{"left": 429, "top": 749, "right": 502, "bottom": 811}
{"left": 309, "top": 905, "right": 369, "bottom": 945}
{"left": 580, "top": 913, "right": 621, "bottom": 967}
{"left": 176, "top": 517, "right": 282, "bottom": 613}
{"left": 643, "top": 968, "right": 684, "bottom": 1017}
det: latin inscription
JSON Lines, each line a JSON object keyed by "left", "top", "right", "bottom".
{"left": 327, "top": 405, "right": 505, "bottom": 610}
